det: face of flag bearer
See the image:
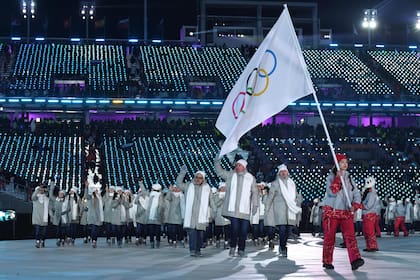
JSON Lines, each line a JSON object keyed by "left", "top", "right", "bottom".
{"left": 338, "top": 159, "right": 348, "bottom": 171}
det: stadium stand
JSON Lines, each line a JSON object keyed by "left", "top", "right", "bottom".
{"left": 368, "top": 50, "right": 420, "bottom": 97}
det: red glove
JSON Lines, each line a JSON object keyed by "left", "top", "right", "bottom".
{"left": 330, "top": 176, "right": 341, "bottom": 194}
{"left": 352, "top": 202, "right": 363, "bottom": 211}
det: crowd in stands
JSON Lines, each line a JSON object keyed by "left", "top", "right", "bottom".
{"left": 1, "top": 41, "right": 419, "bottom": 102}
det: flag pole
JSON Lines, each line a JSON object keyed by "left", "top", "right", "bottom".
{"left": 312, "top": 91, "right": 352, "bottom": 209}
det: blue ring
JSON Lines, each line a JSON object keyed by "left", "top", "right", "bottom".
{"left": 258, "top": 49, "right": 277, "bottom": 77}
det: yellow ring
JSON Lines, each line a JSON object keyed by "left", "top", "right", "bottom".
{"left": 252, "top": 68, "right": 269, "bottom": 96}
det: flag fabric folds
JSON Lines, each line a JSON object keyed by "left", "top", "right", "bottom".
{"left": 215, "top": 5, "right": 315, "bottom": 158}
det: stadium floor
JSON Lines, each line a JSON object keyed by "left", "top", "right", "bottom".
{"left": 0, "top": 232, "right": 419, "bottom": 280}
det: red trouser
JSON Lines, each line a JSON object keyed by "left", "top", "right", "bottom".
{"left": 394, "top": 216, "right": 408, "bottom": 237}
{"left": 322, "top": 206, "right": 361, "bottom": 265}
{"left": 374, "top": 214, "right": 381, "bottom": 237}
{"left": 362, "top": 213, "right": 378, "bottom": 250}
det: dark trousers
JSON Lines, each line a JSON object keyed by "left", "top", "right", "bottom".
{"left": 89, "top": 224, "right": 100, "bottom": 241}
{"left": 104, "top": 222, "right": 112, "bottom": 240}
{"left": 188, "top": 229, "right": 204, "bottom": 253}
{"left": 167, "top": 224, "right": 184, "bottom": 242}
{"left": 252, "top": 220, "right": 264, "bottom": 240}
{"left": 112, "top": 224, "right": 123, "bottom": 242}
{"left": 229, "top": 217, "right": 249, "bottom": 251}
{"left": 34, "top": 225, "right": 47, "bottom": 241}
{"left": 278, "top": 225, "right": 291, "bottom": 251}
{"left": 148, "top": 224, "right": 161, "bottom": 242}
{"left": 80, "top": 224, "right": 89, "bottom": 239}
{"left": 69, "top": 223, "right": 78, "bottom": 239}
{"left": 215, "top": 225, "right": 231, "bottom": 241}
{"left": 56, "top": 224, "right": 68, "bottom": 240}
{"left": 265, "top": 226, "right": 275, "bottom": 241}
{"left": 136, "top": 223, "right": 147, "bottom": 239}
{"left": 126, "top": 222, "right": 134, "bottom": 239}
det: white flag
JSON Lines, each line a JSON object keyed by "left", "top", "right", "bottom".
{"left": 216, "top": 5, "right": 315, "bottom": 158}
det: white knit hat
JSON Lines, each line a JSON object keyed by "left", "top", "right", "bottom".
{"left": 115, "top": 186, "right": 123, "bottom": 192}
{"left": 236, "top": 159, "right": 248, "bottom": 168}
{"left": 313, "top": 198, "right": 319, "bottom": 203}
{"left": 218, "top": 182, "right": 226, "bottom": 188}
{"left": 152, "top": 184, "right": 162, "bottom": 191}
{"left": 195, "top": 171, "right": 206, "bottom": 179}
{"left": 70, "top": 187, "right": 78, "bottom": 193}
{"left": 109, "top": 186, "right": 116, "bottom": 191}
{"left": 278, "top": 164, "right": 288, "bottom": 172}
{"left": 363, "top": 176, "right": 376, "bottom": 191}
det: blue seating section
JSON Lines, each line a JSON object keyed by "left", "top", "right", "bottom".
{"left": 137, "top": 45, "right": 247, "bottom": 94}
{"left": 103, "top": 134, "right": 230, "bottom": 191}
{"left": 303, "top": 49, "right": 394, "bottom": 97}
{"left": 368, "top": 50, "right": 420, "bottom": 96}
{"left": 10, "top": 43, "right": 127, "bottom": 93}
{"left": 0, "top": 129, "right": 417, "bottom": 202}
{"left": 0, "top": 133, "right": 82, "bottom": 190}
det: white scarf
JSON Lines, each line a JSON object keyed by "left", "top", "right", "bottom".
{"left": 139, "top": 195, "right": 149, "bottom": 210}
{"left": 38, "top": 194, "right": 49, "bottom": 223}
{"left": 149, "top": 191, "right": 161, "bottom": 220}
{"left": 120, "top": 202, "right": 127, "bottom": 222}
{"left": 60, "top": 197, "right": 69, "bottom": 224}
{"left": 93, "top": 193, "right": 104, "bottom": 222}
{"left": 184, "top": 183, "right": 210, "bottom": 228}
{"left": 129, "top": 203, "right": 137, "bottom": 224}
{"left": 70, "top": 196, "right": 78, "bottom": 220}
{"left": 278, "top": 177, "right": 301, "bottom": 221}
{"left": 228, "top": 173, "right": 253, "bottom": 215}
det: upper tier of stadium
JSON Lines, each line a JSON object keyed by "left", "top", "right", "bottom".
{"left": 1, "top": 42, "right": 419, "bottom": 101}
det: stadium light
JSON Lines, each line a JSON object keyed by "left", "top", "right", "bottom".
{"left": 80, "top": 1, "right": 95, "bottom": 39}
{"left": 362, "top": 9, "right": 377, "bottom": 48}
{"left": 21, "top": 1, "right": 36, "bottom": 43}
{"left": 416, "top": 11, "right": 420, "bottom": 30}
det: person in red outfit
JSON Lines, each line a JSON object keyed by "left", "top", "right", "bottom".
{"left": 321, "top": 153, "right": 364, "bottom": 271}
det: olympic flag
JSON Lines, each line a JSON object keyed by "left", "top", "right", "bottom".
{"left": 216, "top": 5, "right": 315, "bottom": 158}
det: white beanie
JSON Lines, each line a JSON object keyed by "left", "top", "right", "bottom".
{"left": 152, "top": 184, "right": 162, "bottom": 191}
{"left": 313, "top": 198, "right": 319, "bottom": 203}
{"left": 363, "top": 176, "right": 376, "bottom": 191}
{"left": 70, "top": 187, "right": 78, "bottom": 193}
{"left": 236, "top": 159, "right": 248, "bottom": 168}
{"left": 218, "top": 182, "right": 226, "bottom": 188}
{"left": 211, "top": 187, "right": 218, "bottom": 194}
{"left": 109, "top": 186, "right": 116, "bottom": 191}
{"left": 195, "top": 171, "right": 206, "bottom": 179}
{"left": 278, "top": 164, "right": 288, "bottom": 173}
{"left": 115, "top": 186, "right": 123, "bottom": 192}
